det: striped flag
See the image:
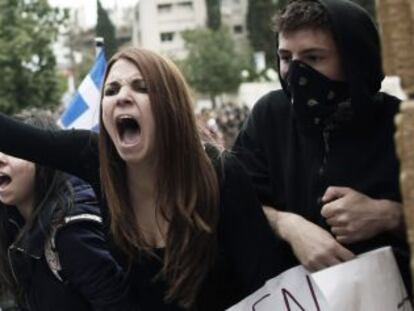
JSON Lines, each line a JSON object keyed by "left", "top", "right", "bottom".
{"left": 58, "top": 50, "right": 107, "bottom": 131}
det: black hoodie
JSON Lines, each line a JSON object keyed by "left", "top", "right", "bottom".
{"left": 234, "top": 0, "right": 411, "bottom": 290}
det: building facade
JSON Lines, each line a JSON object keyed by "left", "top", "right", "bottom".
{"left": 132, "top": 0, "right": 248, "bottom": 59}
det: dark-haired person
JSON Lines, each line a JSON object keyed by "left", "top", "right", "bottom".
{"left": 234, "top": 0, "right": 411, "bottom": 290}
{"left": 0, "top": 110, "right": 133, "bottom": 311}
{"left": 0, "top": 48, "right": 281, "bottom": 310}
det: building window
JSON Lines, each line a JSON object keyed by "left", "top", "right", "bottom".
{"left": 158, "top": 3, "right": 173, "bottom": 13}
{"left": 234, "top": 25, "right": 243, "bottom": 34}
{"left": 161, "top": 32, "right": 174, "bottom": 42}
{"left": 177, "top": 1, "right": 193, "bottom": 9}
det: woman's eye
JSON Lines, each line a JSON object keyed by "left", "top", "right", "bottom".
{"left": 131, "top": 79, "right": 148, "bottom": 93}
{"left": 104, "top": 85, "right": 119, "bottom": 96}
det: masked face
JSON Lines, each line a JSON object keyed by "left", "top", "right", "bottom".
{"left": 285, "top": 60, "right": 352, "bottom": 127}
{"left": 278, "top": 28, "right": 344, "bottom": 82}
{"left": 278, "top": 29, "right": 352, "bottom": 127}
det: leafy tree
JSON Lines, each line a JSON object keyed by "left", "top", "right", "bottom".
{"left": 275, "top": 0, "right": 288, "bottom": 10}
{"left": 0, "top": 0, "right": 67, "bottom": 114}
{"left": 205, "top": 0, "right": 221, "bottom": 30}
{"left": 62, "top": 22, "right": 96, "bottom": 88}
{"left": 96, "top": 0, "right": 117, "bottom": 59}
{"left": 246, "top": 0, "right": 279, "bottom": 68}
{"left": 181, "top": 27, "right": 248, "bottom": 108}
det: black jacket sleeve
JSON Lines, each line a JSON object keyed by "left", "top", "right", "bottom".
{"left": 0, "top": 112, "right": 99, "bottom": 186}
{"left": 233, "top": 98, "right": 274, "bottom": 206}
{"left": 55, "top": 222, "right": 139, "bottom": 311}
{"left": 219, "top": 155, "right": 285, "bottom": 296}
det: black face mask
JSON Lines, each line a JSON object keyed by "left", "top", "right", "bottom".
{"left": 284, "top": 60, "right": 353, "bottom": 128}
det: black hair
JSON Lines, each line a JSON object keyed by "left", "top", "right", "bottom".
{"left": 273, "top": 0, "right": 331, "bottom": 33}
{"left": 0, "top": 109, "right": 73, "bottom": 306}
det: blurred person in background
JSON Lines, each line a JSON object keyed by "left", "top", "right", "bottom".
{"left": 216, "top": 102, "right": 250, "bottom": 149}
{"left": 197, "top": 103, "right": 250, "bottom": 149}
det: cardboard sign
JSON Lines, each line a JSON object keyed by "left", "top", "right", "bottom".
{"left": 228, "top": 247, "right": 412, "bottom": 311}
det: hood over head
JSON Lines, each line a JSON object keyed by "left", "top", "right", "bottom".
{"left": 277, "top": 0, "right": 384, "bottom": 112}
{"left": 318, "top": 0, "right": 383, "bottom": 107}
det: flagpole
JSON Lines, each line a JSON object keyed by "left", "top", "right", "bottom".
{"left": 95, "top": 37, "right": 104, "bottom": 58}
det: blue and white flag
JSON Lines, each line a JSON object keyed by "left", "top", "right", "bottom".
{"left": 58, "top": 50, "right": 107, "bottom": 131}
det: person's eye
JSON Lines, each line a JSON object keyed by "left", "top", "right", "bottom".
{"left": 130, "top": 79, "right": 148, "bottom": 93}
{"left": 305, "top": 55, "right": 324, "bottom": 63}
{"left": 279, "top": 55, "right": 291, "bottom": 63}
{"left": 104, "top": 84, "right": 120, "bottom": 96}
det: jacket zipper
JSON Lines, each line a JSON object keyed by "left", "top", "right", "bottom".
{"left": 7, "top": 245, "right": 19, "bottom": 284}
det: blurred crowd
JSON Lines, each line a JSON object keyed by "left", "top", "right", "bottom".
{"left": 197, "top": 102, "right": 250, "bottom": 149}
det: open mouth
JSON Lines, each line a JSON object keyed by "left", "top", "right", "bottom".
{"left": 116, "top": 115, "right": 141, "bottom": 145}
{"left": 0, "top": 173, "right": 11, "bottom": 189}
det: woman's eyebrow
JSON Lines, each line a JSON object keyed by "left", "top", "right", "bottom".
{"left": 105, "top": 75, "right": 144, "bottom": 85}
{"left": 104, "top": 80, "right": 120, "bottom": 87}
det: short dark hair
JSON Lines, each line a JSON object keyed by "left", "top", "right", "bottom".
{"left": 273, "top": 0, "right": 331, "bottom": 33}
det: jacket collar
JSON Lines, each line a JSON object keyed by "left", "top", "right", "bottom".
{"left": 7, "top": 206, "right": 48, "bottom": 259}
{"left": 7, "top": 175, "right": 99, "bottom": 259}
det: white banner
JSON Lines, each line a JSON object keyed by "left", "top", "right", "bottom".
{"left": 227, "top": 247, "right": 412, "bottom": 311}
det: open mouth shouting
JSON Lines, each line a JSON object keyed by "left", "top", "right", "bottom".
{"left": 0, "top": 173, "right": 11, "bottom": 191}
{"left": 116, "top": 115, "right": 142, "bottom": 146}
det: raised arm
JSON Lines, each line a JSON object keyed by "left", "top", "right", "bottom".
{"left": 0, "top": 112, "right": 99, "bottom": 186}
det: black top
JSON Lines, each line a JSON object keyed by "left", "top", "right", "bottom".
{"left": 0, "top": 113, "right": 283, "bottom": 310}
{"left": 233, "top": 90, "right": 411, "bottom": 287}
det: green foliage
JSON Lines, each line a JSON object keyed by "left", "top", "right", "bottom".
{"left": 74, "top": 52, "right": 95, "bottom": 88}
{"left": 205, "top": 0, "right": 221, "bottom": 31}
{"left": 181, "top": 27, "right": 249, "bottom": 108}
{"left": 96, "top": 0, "right": 117, "bottom": 59}
{"left": 246, "top": 0, "right": 279, "bottom": 68}
{"left": 0, "top": 0, "right": 67, "bottom": 114}
{"left": 275, "top": 0, "right": 287, "bottom": 10}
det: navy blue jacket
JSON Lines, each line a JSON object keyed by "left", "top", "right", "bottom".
{"left": 5, "top": 177, "right": 134, "bottom": 311}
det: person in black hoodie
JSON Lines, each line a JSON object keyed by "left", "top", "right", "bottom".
{"left": 0, "top": 110, "right": 133, "bottom": 311}
{"left": 234, "top": 0, "right": 411, "bottom": 290}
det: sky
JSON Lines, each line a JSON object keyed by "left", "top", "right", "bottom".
{"left": 48, "top": 0, "right": 139, "bottom": 28}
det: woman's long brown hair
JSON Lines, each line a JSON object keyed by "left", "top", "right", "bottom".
{"left": 98, "top": 48, "right": 220, "bottom": 308}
